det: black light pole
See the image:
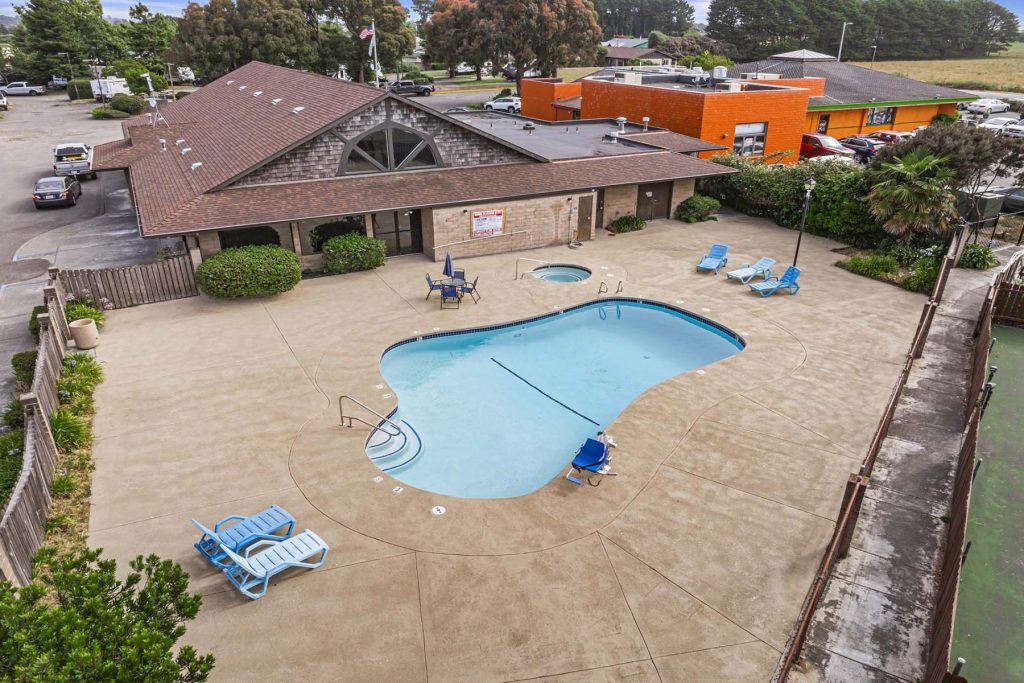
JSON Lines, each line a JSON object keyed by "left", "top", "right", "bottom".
{"left": 793, "top": 178, "right": 816, "bottom": 267}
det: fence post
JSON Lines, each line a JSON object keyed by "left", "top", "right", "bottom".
{"left": 837, "top": 474, "right": 869, "bottom": 559}
{"left": 20, "top": 393, "right": 57, "bottom": 482}
{"left": 43, "top": 286, "right": 70, "bottom": 340}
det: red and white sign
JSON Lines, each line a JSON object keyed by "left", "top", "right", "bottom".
{"left": 471, "top": 209, "right": 504, "bottom": 237}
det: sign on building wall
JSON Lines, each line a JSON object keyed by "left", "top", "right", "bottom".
{"left": 471, "top": 209, "right": 504, "bottom": 237}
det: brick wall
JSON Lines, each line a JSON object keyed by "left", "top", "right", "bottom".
{"left": 521, "top": 79, "right": 583, "bottom": 121}
{"left": 809, "top": 102, "right": 959, "bottom": 137}
{"left": 670, "top": 178, "right": 695, "bottom": 213}
{"left": 601, "top": 184, "right": 638, "bottom": 227}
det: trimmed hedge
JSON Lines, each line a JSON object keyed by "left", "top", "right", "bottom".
{"left": 322, "top": 233, "right": 387, "bottom": 274}
{"left": 109, "top": 93, "right": 145, "bottom": 115}
{"left": 91, "top": 107, "right": 131, "bottom": 120}
{"left": 842, "top": 255, "right": 898, "bottom": 279}
{"left": 674, "top": 193, "right": 720, "bottom": 223}
{"left": 66, "top": 79, "right": 94, "bottom": 100}
{"left": 608, "top": 215, "right": 646, "bottom": 234}
{"left": 195, "top": 245, "right": 301, "bottom": 298}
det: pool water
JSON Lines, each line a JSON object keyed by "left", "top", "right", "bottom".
{"left": 369, "top": 299, "right": 744, "bottom": 499}
{"left": 532, "top": 264, "right": 592, "bottom": 282}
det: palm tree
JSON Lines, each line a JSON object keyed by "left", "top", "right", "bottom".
{"left": 866, "top": 149, "right": 957, "bottom": 245}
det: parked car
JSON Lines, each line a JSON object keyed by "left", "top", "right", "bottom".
{"left": 865, "top": 130, "right": 914, "bottom": 145}
{"left": 387, "top": 80, "right": 434, "bottom": 96}
{"left": 0, "top": 93, "right": 7, "bottom": 111}
{"left": 1001, "top": 122, "right": 1024, "bottom": 138}
{"left": 32, "top": 176, "right": 82, "bottom": 209}
{"left": 48, "top": 75, "right": 68, "bottom": 89}
{"left": 501, "top": 64, "right": 540, "bottom": 80}
{"left": 978, "top": 115, "right": 1020, "bottom": 132}
{"left": 0, "top": 81, "right": 47, "bottom": 96}
{"left": 484, "top": 96, "right": 521, "bottom": 113}
{"left": 994, "top": 186, "right": 1024, "bottom": 213}
{"left": 800, "top": 133, "right": 855, "bottom": 159}
{"left": 52, "top": 142, "right": 96, "bottom": 179}
{"left": 839, "top": 136, "right": 885, "bottom": 162}
{"left": 966, "top": 98, "right": 1010, "bottom": 114}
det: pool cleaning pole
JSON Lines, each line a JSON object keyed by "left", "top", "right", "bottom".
{"left": 793, "top": 178, "right": 816, "bottom": 267}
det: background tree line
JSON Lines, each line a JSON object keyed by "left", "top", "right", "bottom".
{"left": 706, "top": 0, "right": 1020, "bottom": 62}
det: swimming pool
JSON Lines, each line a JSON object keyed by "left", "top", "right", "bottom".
{"left": 531, "top": 264, "right": 592, "bottom": 282}
{"left": 367, "top": 299, "right": 744, "bottom": 499}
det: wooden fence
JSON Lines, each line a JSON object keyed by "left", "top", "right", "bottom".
{"left": 993, "top": 283, "right": 1024, "bottom": 326}
{"left": 55, "top": 254, "right": 198, "bottom": 309}
{"left": 0, "top": 287, "right": 68, "bottom": 585}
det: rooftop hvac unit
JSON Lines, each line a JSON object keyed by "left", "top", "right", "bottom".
{"left": 715, "top": 82, "right": 742, "bottom": 92}
{"left": 613, "top": 71, "right": 643, "bottom": 85}
{"left": 712, "top": 65, "right": 728, "bottom": 79}
{"left": 740, "top": 72, "right": 782, "bottom": 80}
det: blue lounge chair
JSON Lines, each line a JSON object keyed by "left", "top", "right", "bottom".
{"left": 218, "top": 529, "right": 329, "bottom": 600}
{"left": 440, "top": 284, "right": 460, "bottom": 309}
{"left": 697, "top": 244, "right": 729, "bottom": 273}
{"left": 566, "top": 438, "right": 614, "bottom": 486}
{"left": 749, "top": 265, "right": 801, "bottom": 297}
{"left": 726, "top": 257, "right": 776, "bottom": 284}
{"left": 425, "top": 274, "right": 443, "bottom": 300}
{"left": 192, "top": 505, "right": 295, "bottom": 568}
{"left": 460, "top": 275, "right": 480, "bottom": 303}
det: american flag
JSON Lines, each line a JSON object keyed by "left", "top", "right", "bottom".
{"left": 359, "top": 25, "right": 374, "bottom": 39}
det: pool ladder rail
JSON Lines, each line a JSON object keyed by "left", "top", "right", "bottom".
{"left": 597, "top": 281, "right": 625, "bottom": 295}
{"left": 514, "top": 257, "right": 551, "bottom": 280}
{"left": 339, "top": 395, "right": 402, "bottom": 438}
{"left": 340, "top": 395, "right": 424, "bottom": 473}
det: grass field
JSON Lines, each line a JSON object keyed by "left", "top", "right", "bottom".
{"left": 852, "top": 42, "right": 1024, "bottom": 93}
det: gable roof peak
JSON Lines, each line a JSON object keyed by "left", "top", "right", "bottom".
{"left": 771, "top": 49, "right": 836, "bottom": 61}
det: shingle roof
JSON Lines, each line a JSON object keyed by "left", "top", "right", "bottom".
{"left": 140, "top": 152, "right": 735, "bottom": 236}
{"left": 726, "top": 57, "right": 973, "bottom": 106}
{"left": 605, "top": 47, "right": 674, "bottom": 60}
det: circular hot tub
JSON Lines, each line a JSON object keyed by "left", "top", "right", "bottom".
{"left": 531, "top": 264, "right": 592, "bottom": 283}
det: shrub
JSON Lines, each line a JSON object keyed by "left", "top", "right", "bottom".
{"left": 28, "top": 305, "right": 47, "bottom": 342}
{"left": 322, "top": 233, "right": 387, "bottom": 274}
{"left": 49, "top": 409, "right": 91, "bottom": 453}
{"left": 902, "top": 254, "right": 942, "bottom": 293}
{"left": 11, "top": 351, "right": 37, "bottom": 389}
{"left": 174, "top": 90, "right": 191, "bottom": 100}
{"left": 108, "top": 93, "right": 145, "bottom": 115}
{"left": 958, "top": 243, "right": 997, "bottom": 270}
{"left": 51, "top": 474, "right": 75, "bottom": 498}
{"left": 65, "top": 299, "right": 105, "bottom": 330}
{"left": 888, "top": 244, "right": 921, "bottom": 267}
{"left": 66, "top": 79, "right": 94, "bottom": 100}
{"left": 842, "top": 255, "right": 898, "bottom": 279}
{"left": 2, "top": 400, "right": 24, "bottom": 432}
{"left": 91, "top": 107, "right": 131, "bottom": 120}
{"left": 57, "top": 354, "right": 105, "bottom": 410}
{"left": 309, "top": 219, "right": 364, "bottom": 252}
{"left": 195, "top": 245, "right": 301, "bottom": 298}
{"left": 674, "top": 193, "right": 721, "bottom": 223}
{"left": 608, "top": 215, "right": 646, "bottom": 234}
{"left": 497, "top": 87, "right": 513, "bottom": 98}
{"left": 0, "top": 430, "right": 24, "bottom": 508}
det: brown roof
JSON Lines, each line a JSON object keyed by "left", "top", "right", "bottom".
{"left": 142, "top": 152, "right": 735, "bottom": 236}
{"left": 618, "top": 131, "right": 726, "bottom": 154}
{"left": 605, "top": 47, "right": 674, "bottom": 60}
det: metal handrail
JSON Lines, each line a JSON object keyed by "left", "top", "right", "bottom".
{"left": 597, "top": 281, "right": 608, "bottom": 295}
{"left": 616, "top": 280, "right": 624, "bottom": 293}
{"left": 435, "top": 229, "right": 532, "bottom": 253}
{"left": 515, "top": 257, "right": 551, "bottom": 280}
{"left": 339, "top": 395, "right": 402, "bottom": 438}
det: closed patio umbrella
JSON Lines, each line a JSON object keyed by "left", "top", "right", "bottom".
{"left": 443, "top": 252, "right": 454, "bottom": 277}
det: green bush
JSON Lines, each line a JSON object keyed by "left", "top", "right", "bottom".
{"left": 11, "top": 351, "right": 37, "bottom": 389}
{"left": 174, "top": 90, "right": 191, "bottom": 100}
{"left": 28, "top": 305, "right": 47, "bottom": 343}
{"left": 195, "top": 245, "right": 301, "bottom": 298}
{"left": 309, "top": 220, "right": 364, "bottom": 252}
{"left": 842, "top": 255, "right": 898, "bottom": 279}
{"left": 0, "top": 430, "right": 24, "bottom": 508}
{"left": 888, "top": 244, "right": 921, "bottom": 267}
{"left": 608, "top": 215, "right": 646, "bottom": 234}
{"left": 57, "top": 354, "right": 105, "bottom": 413}
{"left": 50, "top": 474, "right": 75, "bottom": 498}
{"left": 2, "top": 400, "right": 24, "bottom": 432}
{"left": 66, "top": 79, "right": 94, "bottom": 100}
{"left": 497, "top": 87, "right": 513, "bottom": 98}
{"left": 674, "top": 193, "right": 721, "bottom": 223}
{"left": 91, "top": 107, "right": 131, "bottom": 120}
{"left": 49, "top": 409, "right": 91, "bottom": 453}
{"left": 109, "top": 93, "right": 145, "bottom": 115}
{"left": 322, "top": 233, "right": 387, "bottom": 274}
{"left": 958, "top": 243, "right": 997, "bottom": 270}
{"left": 902, "top": 254, "right": 942, "bottom": 293}
{"left": 65, "top": 299, "right": 105, "bottom": 330}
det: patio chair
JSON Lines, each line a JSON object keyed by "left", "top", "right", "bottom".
{"left": 217, "top": 529, "right": 329, "bottom": 600}
{"left": 460, "top": 276, "right": 480, "bottom": 303}
{"left": 425, "top": 274, "right": 443, "bottom": 300}
{"left": 696, "top": 244, "right": 730, "bottom": 274}
{"left": 726, "top": 257, "right": 776, "bottom": 284}
{"left": 453, "top": 269, "right": 466, "bottom": 281}
{"left": 565, "top": 438, "right": 616, "bottom": 486}
{"left": 440, "top": 284, "right": 461, "bottom": 309}
{"left": 192, "top": 505, "right": 295, "bottom": 568}
{"left": 748, "top": 266, "right": 801, "bottom": 297}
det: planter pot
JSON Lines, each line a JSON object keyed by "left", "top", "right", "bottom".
{"left": 68, "top": 318, "right": 100, "bottom": 349}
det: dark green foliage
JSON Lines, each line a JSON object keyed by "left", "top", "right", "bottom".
{"left": 958, "top": 243, "right": 998, "bottom": 270}
{"left": 11, "top": 351, "right": 37, "bottom": 389}
{"left": 309, "top": 219, "right": 365, "bottom": 253}
{"left": 497, "top": 87, "right": 512, "bottom": 98}
{"left": 0, "top": 548, "right": 214, "bottom": 681}
{"left": 195, "top": 245, "right": 301, "bottom": 298}
{"left": 105, "top": 57, "right": 168, "bottom": 94}
{"left": 0, "top": 430, "right": 25, "bottom": 509}
{"left": 2, "top": 400, "right": 24, "bottom": 433}
{"left": 903, "top": 254, "right": 943, "bottom": 293}
{"left": 607, "top": 215, "right": 646, "bottom": 234}
{"left": 174, "top": 90, "right": 190, "bottom": 100}
{"left": 888, "top": 244, "right": 921, "bottom": 267}
{"left": 674, "top": 193, "right": 720, "bottom": 223}
{"left": 842, "top": 255, "right": 898, "bottom": 279}
{"left": 28, "top": 305, "right": 46, "bottom": 342}
{"left": 64, "top": 299, "right": 105, "bottom": 330}
{"left": 108, "top": 93, "right": 144, "bottom": 114}
{"left": 593, "top": 0, "right": 694, "bottom": 39}
{"left": 49, "top": 409, "right": 91, "bottom": 453}
{"left": 700, "top": 155, "right": 887, "bottom": 247}
{"left": 91, "top": 106, "right": 131, "bottom": 120}
{"left": 322, "top": 233, "right": 387, "bottom": 274}
{"left": 50, "top": 474, "right": 75, "bottom": 498}
{"left": 66, "top": 79, "right": 94, "bottom": 100}
{"left": 57, "top": 354, "right": 104, "bottom": 413}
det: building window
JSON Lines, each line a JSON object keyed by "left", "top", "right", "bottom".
{"left": 817, "top": 114, "right": 830, "bottom": 134}
{"left": 342, "top": 123, "right": 441, "bottom": 175}
{"left": 733, "top": 122, "right": 767, "bottom": 156}
{"left": 218, "top": 225, "right": 280, "bottom": 250}
{"left": 866, "top": 107, "right": 895, "bottom": 126}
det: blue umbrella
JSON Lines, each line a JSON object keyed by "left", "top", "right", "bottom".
{"left": 443, "top": 252, "right": 454, "bottom": 278}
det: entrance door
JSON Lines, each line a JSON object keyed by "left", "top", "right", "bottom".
{"left": 576, "top": 195, "right": 594, "bottom": 240}
{"left": 373, "top": 209, "right": 423, "bottom": 256}
{"left": 817, "top": 114, "right": 830, "bottom": 134}
{"left": 637, "top": 182, "right": 672, "bottom": 221}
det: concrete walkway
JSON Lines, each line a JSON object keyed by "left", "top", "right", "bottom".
{"left": 87, "top": 214, "right": 922, "bottom": 681}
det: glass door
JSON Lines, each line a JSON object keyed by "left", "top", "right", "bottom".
{"left": 372, "top": 210, "right": 423, "bottom": 257}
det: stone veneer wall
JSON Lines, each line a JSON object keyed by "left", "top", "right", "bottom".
{"left": 233, "top": 99, "right": 531, "bottom": 187}
{"left": 670, "top": 178, "right": 695, "bottom": 214}
{"left": 601, "top": 184, "right": 639, "bottom": 227}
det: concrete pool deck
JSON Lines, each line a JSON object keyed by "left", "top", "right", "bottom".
{"left": 87, "top": 214, "right": 922, "bottom": 681}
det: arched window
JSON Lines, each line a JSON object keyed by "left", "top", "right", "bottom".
{"left": 341, "top": 123, "right": 440, "bottom": 175}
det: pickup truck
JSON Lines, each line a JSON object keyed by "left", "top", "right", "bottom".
{"left": 0, "top": 81, "right": 47, "bottom": 96}
{"left": 49, "top": 76, "right": 69, "bottom": 89}
{"left": 52, "top": 143, "right": 96, "bottom": 179}
{"left": 388, "top": 80, "right": 434, "bottom": 97}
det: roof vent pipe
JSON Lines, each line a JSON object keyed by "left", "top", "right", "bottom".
{"left": 181, "top": 147, "right": 192, "bottom": 155}
{"left": 190, "top": 162, "right": 202, "bottom": 171}
{"left": 175, "top": 139, "right": 186, "bottom": 146}
{"left": 609, "top": 132, "right": 619, "bottom": 144}
{"left": 523, "top": 122, "right": 536, "bottom": 135}
{"left": 272, "top": 98, "right": 282, "bottom": 105}
{"left": 145, "top": 113, "right": 152, "bottom": 124}
{"left": 159, "top": 139, "right": 166, "bottom": 151}
{"left": 642, "top": 116, "right": 650, "bottom": 131}
{"left": 292, "top": 106, "right": 305, "bottom": 114}
{"left": 616, "top": 116, "right": 627, "bottom": 133}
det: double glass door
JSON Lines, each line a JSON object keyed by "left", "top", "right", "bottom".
{"left": 372, "top": 209, "right": 423, "bottom": 256}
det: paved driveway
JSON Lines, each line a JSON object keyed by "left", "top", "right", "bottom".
{"left": 88, "top": 215, "right": 921, "bottom": 681}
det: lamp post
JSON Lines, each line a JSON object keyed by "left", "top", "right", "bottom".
{"left": 165, "top": 62, "right": 175, "bottom": 90}
{"left": 793, "top": 178, "right": 816, "bottom": 267}
{"left": 871, "top": 44, "right": 878, "bottom": 65}
{"left": 837, "top": 22, "right": 853, "bottom": 62}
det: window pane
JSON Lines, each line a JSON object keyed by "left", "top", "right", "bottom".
{"left": 392, "top": 130, "right": 423, "bottom": 167}
{"left": 357, "top": 131, "right": 390, "bottom": 168}
{"left": 403, "top": 145, "right": 437, "bottom": 169}
{"left": 347, "top": 151, "right": 381, "bottom": 174}
{"left": 735, "top": 122, "right": 766, "bottom": 136}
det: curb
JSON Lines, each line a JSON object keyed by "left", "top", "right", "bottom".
{"left": 434, "top": 85, "right": 507, "bottom": 94}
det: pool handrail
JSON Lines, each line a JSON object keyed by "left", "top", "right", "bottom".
{"left": 339, "top": 395, "right": 403, "bottom": 439}
{"left": 515, "top": 257, "right": 551, "bottom": 280}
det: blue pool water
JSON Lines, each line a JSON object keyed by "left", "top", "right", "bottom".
{"left": 532, "top": 264, "right": 592, "bottom": 282}
{"left": 369, "top": 299, "right": 744, "bottom": 499}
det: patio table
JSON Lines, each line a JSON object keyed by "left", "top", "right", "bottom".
{"left": 438, "top": 277, "right": 466, "bottom": 288}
